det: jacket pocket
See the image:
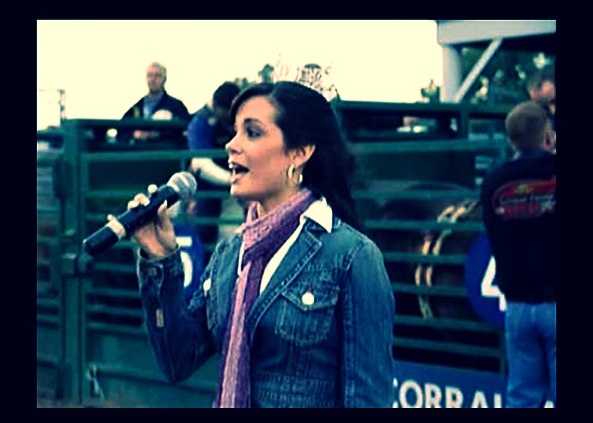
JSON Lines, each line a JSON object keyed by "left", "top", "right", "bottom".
{"left": 275, "top": 277, "right": 340, "bottom": 346}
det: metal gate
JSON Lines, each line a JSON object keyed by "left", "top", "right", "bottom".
{"left": 37, "top": 101, "right": 512, "bottom": 407}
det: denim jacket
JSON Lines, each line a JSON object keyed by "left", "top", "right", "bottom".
{"left": 137, "top": 216, "right": 395, "bottom": 408}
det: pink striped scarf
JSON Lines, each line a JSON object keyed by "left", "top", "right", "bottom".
{"left": 214, "top": 188, "right": 317, "bottom": 408}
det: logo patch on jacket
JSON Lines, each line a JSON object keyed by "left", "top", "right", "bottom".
{"left": 492, "top": 176, "right": 556, "bottom": 220}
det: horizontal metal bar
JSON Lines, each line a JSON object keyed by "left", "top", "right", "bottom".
{"left": 84, "top": 214, "right": 243, "bottom": 227}
{"left": 37, "top": 353, "right": 60, "bottom": 366}
{"left": 37, "top": 157, "right": 61, "bottom": 166}
{"left": 87, "top": 287, "right": 140, "bottom": 300}
{"left": 349, "top": 139, "right": 506, "bottom": 154}
{"left": 37, "top": 279, "right": 53, "bottom": 287}
{"left": 392, "top": 283, "right": 467, "bottom": 297}
{"left": 70, "top": 118, "right": 187, "bottom": 129}
{"left": 395, "top": 315, "right": 499, "bottom": 333}
{"left": 37, "top": 315, "right": 60, "bottom": 326}
{"left": 85, "top": 190, "right": 148, "bottom": 200}
{"left": 91, "top": 262, "right": 136, "bottom": 274}
{"left": 37, "top": 236, "right": 59, "bottom": 245}
{"left": 81, "top": 149, "right": 226, "bottom": 163}
{"left": 37, "top": 297, "right": 60, "bottom": 309}
{"left": 86, "top": 305, "right": 144, "bottom": 319}
{"left": 87, "top": 322, "right": 146, "bottom": 337}
{"left": 77, "top": 139, "right": 506, "bottom": 162}
{"left": 85, "top": 190, "right": 229, "bottom": 200}
{"left": 85, "top": 216, "right": 482, "bottom": 234}
{"left": 37, "top": 259, "right": 51, "bottom": 267}
{"left": 365, "top": 219, "right": 484, "bottom": 231}
{"left": 335, "top": 100, "right": 511, "bottom": 116}
{"left": 394, "top": 337, "right": 502, "bottom": 358}
{"left": 353, "top": 189, "right": 479, "bottom": 201}
{"left": 37, "top": 206, "right": 59, "bottom": 214}
{"left": 86, "top": 362, "right": 217, "bottom": 393}
{"left": 384, "top": 252, "right": 468, "bottom": 265}
{"left": 173, "top": 216, "right": 244, "bottom": 226}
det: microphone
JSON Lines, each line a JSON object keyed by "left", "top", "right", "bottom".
{"left": 82, "top": 171, "right": 197, "bottom": 257}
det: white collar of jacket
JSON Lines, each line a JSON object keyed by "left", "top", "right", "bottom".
{"left": 302, "top": 196, "right": 333, "bottom": 234}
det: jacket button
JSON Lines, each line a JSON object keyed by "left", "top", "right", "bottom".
{"left": 302, "top": 292, "right": 315, "bottom": 305}
{"left": 203, "top": 278, "right": 212, "bottom": 293}
{"left": 147, "top": 268, "right": 157, "bottom": 277}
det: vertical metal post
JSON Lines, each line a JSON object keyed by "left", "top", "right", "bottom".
{"left": 58, "top": 120, "right": 84, "bottom": 405}
{"left": 59, "top": 89, "right": 66, "bottom": 125}
{"left": 441, "top": 45, "right": 463, "bottom": 102}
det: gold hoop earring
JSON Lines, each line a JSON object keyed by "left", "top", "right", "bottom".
{"left": 287, "top": 164, "right": 303, "bottom": 187}
{"left": 287, "top": 164, "right": 296, "bottom": 185}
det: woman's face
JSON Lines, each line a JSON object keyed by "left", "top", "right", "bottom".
{"left": 225, "top": 96, "right": 296, "bottom": 214}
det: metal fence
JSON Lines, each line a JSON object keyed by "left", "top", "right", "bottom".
{"left": 37, "top": 100, "right": 512, "bottom": 407}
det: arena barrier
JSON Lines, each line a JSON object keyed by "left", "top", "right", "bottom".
{"left": 37, "top": 100, "right": 512, "bottom": 407}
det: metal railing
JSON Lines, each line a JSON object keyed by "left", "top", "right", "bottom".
{"left": 37, "top": 101, "right": 512, "bottom": 407}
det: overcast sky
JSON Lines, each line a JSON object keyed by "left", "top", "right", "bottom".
{"left": 37, "top": 20, "right": 443, "bottom": 130}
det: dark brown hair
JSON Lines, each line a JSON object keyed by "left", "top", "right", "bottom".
{"left": 230, "top": 81, "right": 362, "bottom": 230}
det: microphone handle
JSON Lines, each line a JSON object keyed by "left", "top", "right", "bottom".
{"left": 83, "top": 225, "right": 120, "bottom": 257}
{"left": 118, "top": 188, "right": 178, "bottom": 233}
{"left": 83, "top": 186, "right": 179, "bottom": 257}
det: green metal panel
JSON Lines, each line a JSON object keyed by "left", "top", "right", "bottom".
{"left": 333, "top": 101, "right": 510, "bottom": 375}
{"left": 37, "top": 140, "right": 66, "bottom": 402}
{"left": 38, "top": 103, "right": 512, "bottom": 407}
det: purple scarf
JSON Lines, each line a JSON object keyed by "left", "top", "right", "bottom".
{"left": 214, "top": 188, "right": 317, "bottom": 408}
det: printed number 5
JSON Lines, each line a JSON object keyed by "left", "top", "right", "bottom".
{"left": 176, "top": 236, "right": 193, "bottom": 288}
{"left": 480, "top": 257, "right": 507, "bottom": 312}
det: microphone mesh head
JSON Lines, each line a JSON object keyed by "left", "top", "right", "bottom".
{"left": 168, "top": 172, "right": 198, "bottom": 200}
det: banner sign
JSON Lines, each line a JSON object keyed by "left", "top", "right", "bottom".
{"left": 464, "top": 233, "right": 505, "bottom": 328}
{"left": 174, "top": 224, "right": 205, "bottom": 301}
{"left": 392, "top": 360, "right": 554, "bottom": 408}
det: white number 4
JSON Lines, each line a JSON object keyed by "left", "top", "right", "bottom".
{"left": 480, "top": 257, "right": 506, "bottom": 312}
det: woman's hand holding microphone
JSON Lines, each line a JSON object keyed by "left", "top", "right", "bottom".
{"left": 108, "top": 183, "right": 178, "bottom": 260}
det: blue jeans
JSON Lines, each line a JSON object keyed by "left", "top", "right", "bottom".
{"left": 505, "top": 301, "right": 556, "bottom": 407}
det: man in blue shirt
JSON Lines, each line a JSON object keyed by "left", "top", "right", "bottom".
{"left": 187, "top": 82, "right": 240, "bottom": 154}
{"left": 186, "top": 82, "right": 241, "bottom": 249}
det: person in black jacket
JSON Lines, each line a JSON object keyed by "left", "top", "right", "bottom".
{"left": 480, "top": 100, "right": 556, "bottom": 408}
{"left": 118, "top": 62, "right": 191, "bottom": 145}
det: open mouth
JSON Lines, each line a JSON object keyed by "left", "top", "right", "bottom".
{"left": 229, "top": 161, "right": 249, "bottom": 177}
